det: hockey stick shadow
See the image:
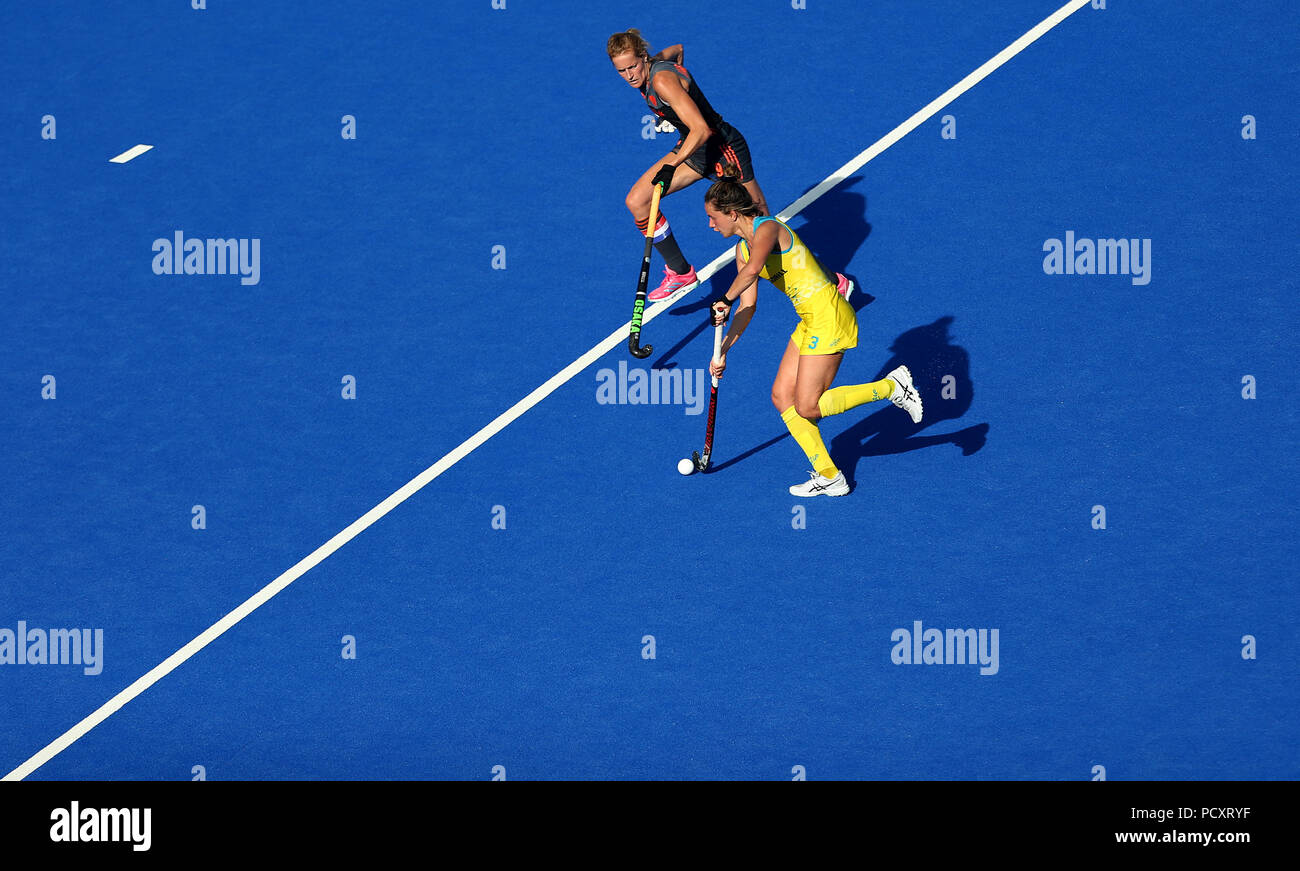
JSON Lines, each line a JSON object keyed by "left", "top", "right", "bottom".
{"left": 704, "top": 431, "right": 789, "bottom": 473}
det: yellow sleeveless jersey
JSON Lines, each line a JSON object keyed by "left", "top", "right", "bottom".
{"left": 737, "top": 218, "right": 837, "bottom": 318}
{"left": 738, "top": 217, "right": 857, "bottom": 355}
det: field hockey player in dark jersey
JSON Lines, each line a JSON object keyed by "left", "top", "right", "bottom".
{"left": 607, "top": 29, "right": 851, "bottom": 302}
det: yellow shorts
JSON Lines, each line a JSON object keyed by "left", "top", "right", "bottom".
{"left": 790, "top": 291, "right": 858, "bottom": 355}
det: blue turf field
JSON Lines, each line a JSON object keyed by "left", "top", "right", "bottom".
{"left": 2, "top": 0, "right": 1296, "bottom": 780}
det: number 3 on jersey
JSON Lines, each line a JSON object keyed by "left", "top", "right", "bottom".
{"left": 807, "top": 336, "right": 820, "bottom": 350}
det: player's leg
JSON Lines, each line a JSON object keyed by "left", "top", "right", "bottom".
{"left": 626, "top": 156, "right": 703, "bottom": 300}
{"left": 817, "top": 367, "right": 922, "bottom": 423}
{"left": 801, "top": 295, "right": 916, "bottom": 422}
{"left": 625, "top": 155, "right": 706, "bottom": 219}
{"left": 817, "top": 371, "right": 897, "bottom": 418}
{"left": 792, "top": 351, "right": 843, "bottom": 422}
{"left": 774, "top": 331, "right": 849, "bottom": 496}
{"left": 770, "top": 337, "right": 802, "bottom": 414}
{"left": 811, "top": 362, "right": 924, "bottom": 427}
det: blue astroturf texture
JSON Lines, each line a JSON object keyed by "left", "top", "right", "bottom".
{"left": 1, "top": 0, "right": 1296, "bottom": 783}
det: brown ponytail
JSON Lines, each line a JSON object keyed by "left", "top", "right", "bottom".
{"left": 704, "top": 174, "right": 761, "bottom": 218}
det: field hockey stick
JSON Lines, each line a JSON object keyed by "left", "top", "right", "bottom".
{"left": 692, "top": 316, "right": 725, "bottom": 471}
{"left": 627, "top": 180, "right": 665, "bottom": 358}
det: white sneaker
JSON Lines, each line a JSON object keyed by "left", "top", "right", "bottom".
{"left": 789, "top": 470, "right": 851, "bottom": 497}
{"left": 886, "top": 365, "right": 923, "bottom": 423}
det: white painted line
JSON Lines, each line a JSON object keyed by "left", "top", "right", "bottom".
{"left": 4, "top": 0, "right": 1091, "bottom": 781}
{"left": 109, "top": 144, "right": 154, "bottom": 164}
{"left": 778, "top": 0, "right": 1091, "bottom": 221}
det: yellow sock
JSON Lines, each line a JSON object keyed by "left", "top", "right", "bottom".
{"left": 781, "top": 406, "right": 839, "bottom": 479}
{"left": 817, "top": 378, "right": 894, "bottom": 418}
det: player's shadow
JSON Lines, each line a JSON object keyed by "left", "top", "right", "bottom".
{"left": 788, "top": 176, "right": 874, "bottom": 312}
{"left": 830, "top": 316, "right": 989, "bottom": 487}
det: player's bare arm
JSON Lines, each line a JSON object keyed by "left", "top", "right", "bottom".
{"left": 651, "top": 43, "right": 683, "bottom": 63}
{"left": 651, "top": 70, "right": 711, "bottom": 166}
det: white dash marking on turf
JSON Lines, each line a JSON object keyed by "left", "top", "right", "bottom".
{"left": 4, "top": 0, "right": 1093, "bottom": 781}
{"left": 109, "top": 144, "right": 154, "bottom": 163}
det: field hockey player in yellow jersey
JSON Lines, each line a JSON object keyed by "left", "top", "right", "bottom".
{"left": 704, "top": 177, "right": 923, "bottom": 497}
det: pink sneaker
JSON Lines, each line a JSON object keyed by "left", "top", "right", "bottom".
{"left": 835, "top": 273, "right": 854, "bottom": 301}
{"left": 648, "top": 265, "right": 698, "bottom": 301}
